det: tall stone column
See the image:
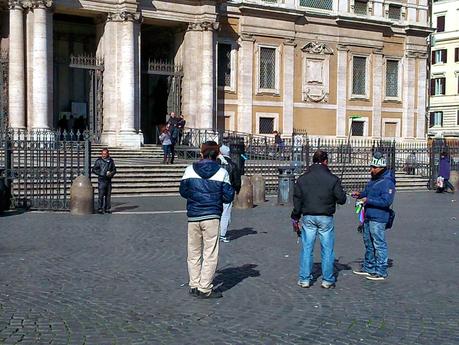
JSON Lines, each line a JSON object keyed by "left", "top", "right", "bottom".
{"left": 237, "top": 34, "right": 254, "bottom": 133}
{"left": 372, "top": 51, "right": 383, "bottom": 138}
{"left": 402, "top": 54, "right": 416, "bottom": 139}
{"left": 283, "top": 40, "right": 295, "bottom": 136}
{"left": 31, "top": 0, "right": 53, "bottom": 130}
{"left": 199, "top": 22, "right": 217, "bottom": 129}
{"left": 336, "top": 45, "right": 348, "bottom": 137}
{"left": 416, "top": 56, "right": 427, "bottom": 139}
{"left": 8, "top": 0, "right": 26, "bottom": 129}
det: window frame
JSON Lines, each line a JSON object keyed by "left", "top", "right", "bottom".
{"left": 347, "top": 117, "right": 369, "bottom": 137}
{"left": 255, "top": 112, "right": 279, "bottom": 135}
{"left": 217, "top": 40, "right": 237, "bottom": 93}
{"left": 432, "top": 77, "right": 446, "bottom": 96}
{"left": 429, "top": 111, "right": 443, "bottom": 127}
{"left": 256, "top": 44, "right": 280, "bottom": 95}
{"left": 384, "top": 58, "right": 402, "bottom": 101}
{"left": 387, "top": 4, "right": 402, "bottom": 21}
{"left": 382, "top": 118, "right": 401, "bottom": 138}
{"left": 432, "top": 49, "right": 447, "bottom": 64}
{"left": 350, "top": 54, "right": 370, "bottom": 100}
{"left": 352, "top": 0, "right": 368, "bottom": 15}
{"left": 436, "top": 15, "right": 445, "bottom": 32}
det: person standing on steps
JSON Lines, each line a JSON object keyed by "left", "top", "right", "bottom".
{"left": 92, "top": 148, "right": 117, "bottom": 214}
{"left": 159, "top": 125, "right": 172, "bottom": 164}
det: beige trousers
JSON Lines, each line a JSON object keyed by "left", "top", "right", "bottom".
{"left": 187, "top": 219, "right": 220, "bottom": 293}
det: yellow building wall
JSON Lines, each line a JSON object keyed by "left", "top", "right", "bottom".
{"left": 294, "top": 108, "right": 336, "bottom": 136}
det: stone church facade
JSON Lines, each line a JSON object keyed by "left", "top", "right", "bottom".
{"left": 0, "top": 0, "right": 431, "bottom": 147}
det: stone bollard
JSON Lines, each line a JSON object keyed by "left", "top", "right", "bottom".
{"left": 70, "top": 175, "right": 94, "bottom": 215}
{"left": 251, "top": 174, "right": 266, "bottom": 205}
{"left": 233, "top": 175, "right": 253, "bottom": 209}
{"left": 450, "top": 171, "right": 459, "bottom": 190}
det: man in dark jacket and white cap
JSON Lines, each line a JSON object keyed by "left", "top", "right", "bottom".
{"left": 351, "top": 151, "right": 396, "bottom": 281}
{"left": 180, "top": 141, "right": 235, "bottom": 299}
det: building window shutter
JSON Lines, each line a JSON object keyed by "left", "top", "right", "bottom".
{"left": 441, "top": 113, "right": 444, "bottom": 127}
{"left": 432, "top": 51, "right": 436, "bottom": 64}
{"left": 436, "top": 16, "right": 445, "bottom": 32}
{"left": 429, "top": 112, "right": 434, "bottom": 127}
{"left": 443, "top": 50, "right": 447, "bottom": 63}
{"left": 455, "top": 48, "right": 459, "bottom": 62}
{"left": 441, "top": 78, "right": 446, "bottom": 94}
{"left": 430, "top": 79, "right": 435, "bottom": 95}
{"left": 457, "top": 110, "right": 459, "bottom": 126}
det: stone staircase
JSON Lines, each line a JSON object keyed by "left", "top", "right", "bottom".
{"left": 91, "top": 145, "right": 430, "bottom": 196}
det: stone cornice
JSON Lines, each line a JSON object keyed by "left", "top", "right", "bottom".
{"left": 22, "top": 0, "right": 53, "bottom": 10}
{"left": 107, "top": 10, "right": 142, "bottom": 23}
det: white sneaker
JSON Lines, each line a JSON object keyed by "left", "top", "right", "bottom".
{"left": 297, "top": 280, "right": 310, "bottom": 288}
{"left": 220, "top": 236, "right": 230, "bottom": 243}
{"left": 352, "top": 269, "right": 371, "bottom": 276}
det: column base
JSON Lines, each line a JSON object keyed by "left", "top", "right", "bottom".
{"left": 117, "top": 130, "right": 143, "bottom": 149}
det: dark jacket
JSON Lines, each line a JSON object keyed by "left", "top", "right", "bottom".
{"left": 180, "top": 159, "right": 235, "bottom": 222}
{"left": 92, "top": 157, "right": 117, "bottom": 182}
{"left": 360, "top": 169, "right": 396, "bottom": 223}
{"left": 438, "top": 157, "right": 451, "bottom": 179}
{"left": 217, "top": 155, "right": 242, "bottom": 194}
{"left": 291, "top": 164, "right": 346, "bottom": 219}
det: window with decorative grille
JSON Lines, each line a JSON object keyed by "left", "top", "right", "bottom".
{"left": 299, "top": 0, "right": 333, "bottom": 10}
{"left": 218, "top": 43, "right": 232, "bottom": 88}
{"left": 352, "top": 56, "right": 367, "bottom": 96}
{"left": 259, "top": 47, "right": 276, "bottom": 90}
{"left": 354, "top": 0, "right": 368, "bottom": 15}
{"left": 259, "top": 117, "right": 274, "bottom": 134}
{"left": 388, "top": 5, "right": 401, "bottom": 20}
{"left": 351, "top": 121, "right": 364, "bottom": 136}
{"left": 386, "top": 60, "right": 399, "bottom": 97}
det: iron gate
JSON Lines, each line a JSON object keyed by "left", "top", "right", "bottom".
{"left": 1, "top": 128, "right": 90, "bottom": 211}
{"left": 147, "top": 59, "right": 183, "bottom": 115}
{"left": 0, "top": 50, "right": 7, "bottom": 130}
{"left": 69, "top": 55, "right": 104, "bottom": 143}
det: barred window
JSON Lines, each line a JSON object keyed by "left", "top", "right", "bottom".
{"left": 351, "top": 121, "right": 364, "bottom": 136}
{"left": 259, "top": 47, "right": 276, "bottom": 90}
{"left": 354, "top": 0, "right": 368, "bottom": 15}
{"left": 218, "top": 43, "right": 232, "bottom": 88}
{"left": 259, "top": 117, "right": 274, "bottom": 134}
{"left": 388, "top": 5, "right": 401, "bottom": 20}
{"left": 299, "top": 0, "right": 333, "bottom": 10}
{"left": 386, "top": 60, "right": 399, "bottom": 98}
{"left": 352, "top": 56, "right": 367, "bottom": 96}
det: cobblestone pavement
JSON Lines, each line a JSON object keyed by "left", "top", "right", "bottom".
{"left": 0, "top": 192, "right": 458, "bottom": 345}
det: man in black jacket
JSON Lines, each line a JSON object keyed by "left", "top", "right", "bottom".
{"left": 217, "top": 145, "right": 242, "bottom": 242}
{"left": 92, "top": 148, "right": 117, "bottom": 214}
{"left": 291, "top": 150, "right": 346, "bottom": 289}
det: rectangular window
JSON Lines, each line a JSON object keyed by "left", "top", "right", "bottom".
{"left": 386, "top": 60, "right": 399, "bottom": 98}
{"left": 299, "top": 0, "right": 333, "bottom": 10}
{"left": 354, "top": 0, "right": 368, "bottom": 15}
{"left": 455, "top": 47, "right": 459, "bottom": 62}
{"left": 433, "top": 49, "right": 447, "bottom": 64}
{"left": 217, "top": 43, "right": 232, "bottom": 88}
{"left": 388, "top": 5, "right": 402, "bottom": 20}
{"left": 384, "top": 122, "right": 398, "bottom": 137}
{"left": 431, "top": 78, "right": 446, "bottom": 95}
{"left": 352, "top": 56, "right": 367, "bottom": 96}
{"left": 351, "top": 121, "right": 364, "bottom": 136}
{"left": 259, "top": 117, "right": 274, "bottom": 134}
{"left": 259, "top": 47, "right": 276, "bottom": 90}
{"left": 429, "top": 111, "right": 443, "bottom": 127}
{"left": 436, "top": 16, "right": 445, "bottom": 32}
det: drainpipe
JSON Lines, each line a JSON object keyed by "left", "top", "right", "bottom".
{"left": 426, "top": 0, "right": 433, "bottom": 139}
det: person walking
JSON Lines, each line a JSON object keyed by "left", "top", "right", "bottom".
{"left": 180, "top": 141, "right": 235, "bottom": 299}
{"left": 177, "top": 115, "right": 186, "bottom": 145}
{"left": 92, "top": 148, "right": 116, "bottom": 214}
{"left": 217, "top": 145, "right": 241, "bottom": 243}
{"left": 159, "top": 126, "right": 172, "bottom": 164}
{"left": 351, "top": 152, "right": 396, "bottom": 281}
{"left": 437, "top": 151, "right": 455, "bottom": 193}
{"left": 291, "top": 150, "right": 346, "bottom": 289}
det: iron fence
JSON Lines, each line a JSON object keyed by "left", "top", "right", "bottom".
{"left": 0, "top": 128, "right": 90, "bottom": 211}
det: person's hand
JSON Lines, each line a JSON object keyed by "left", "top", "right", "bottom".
{"left": 291, "top": 219, "right": 300, "bottom": 234}
{"left": 358, "top": 197, "right": 367, "bottom": 205}
{"left": 351, "top": 191, "right": 360, "bottom": 198}
{"left": 106, "top": 171, "right": 112, "bottom": 177}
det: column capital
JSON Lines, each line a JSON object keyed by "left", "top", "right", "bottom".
{"left": 107, "top": 11, "right": 142, "bottom": 23}
{"left": 283, "top": 38, "right": 296, "bottom": 47}
{"left": 8, "top": 0, "right": 24, "bottom": 10}
{"left": 187, "top": 21, "right": 219, "bottom": 32}
{"left": 22, "top": 0, "right": 53, "bottom": 10}
{"left": 239, "top": 33, "right": 255, "bottom": 42}
{"left": 336, "top": 44, "right": 349, "bottom": 52}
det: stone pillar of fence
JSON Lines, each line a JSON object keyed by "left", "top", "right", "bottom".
{"left": 70, "top": 176, "right": 94, "bottom": 215}
{"left": 251, "top": 174, "right": 265, "bottom": 205}
{"left": 233, "top": 175, "right": 253, "bottom": 209}
{"left": 450, "top": 171, "right": 459, "bottom": 190}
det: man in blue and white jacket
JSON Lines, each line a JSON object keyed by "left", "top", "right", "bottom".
{"left": 180, "top": 141, "right": 235, "bottom": 299}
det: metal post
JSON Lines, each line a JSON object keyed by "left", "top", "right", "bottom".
{"left": 84, "top": 132, "right": 91, "bottom": 177}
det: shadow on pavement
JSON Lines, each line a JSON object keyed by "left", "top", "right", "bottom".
{"left": 112, "top": 205, "right": 139, "bottom": 212}
{"left": 226, "top": 227, "right": 257, "bottom": 240}
{"left": 310, "top": 259, "right": 352, "bottom": 282}
{"left": 0, "top": 209, "right": 27, "bottom": 217}
{"left": 213, "top": 264, "right": 260, "bottom": 292}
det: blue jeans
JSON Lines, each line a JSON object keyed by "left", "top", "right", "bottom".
{"left": 362, "top": 221, "right": 388, "bottom": 277}
{"left": 298, "top": 215, "right": 335, "bottom": 285}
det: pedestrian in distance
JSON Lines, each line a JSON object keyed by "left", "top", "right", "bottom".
{"left": 291, "top": 149, "right": 346, "bottom": 289}
{"left": 217, "top": 145, "right": 242, "bottom": 243}
{"left": 177, "top": 114, "right": 186, "bottom": 145}
{"left": 437, "top": 151, "right": 455, "bottom": 193}
{"left": 159, "top": 125, "right": 172, "bottom": 164}
{"left": 351, "top": 151, "right": 396, "bottom": 281}
{"left": 180, "top": 141, "right": 235, "bottom": 299}
{"left": 405, "top": 151, "right": 417, "bottom": 175}
{"left": 92, "top": 148, "right": 116, "bottom": 214}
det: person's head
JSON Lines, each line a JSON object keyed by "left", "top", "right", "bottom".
{"left": 220, "top": 145, "right": 230, "bottom": 157}
{"left": 440, "top": 151, "right": 447, "bottom": 158}
{"left": 273, "top": 130, "right": 279, "bottom": 135}
{"left": 370, "top": 151, "right": 386, "bottom": 176}
{"left": 171, "top": 112, "right": 176, "bottom": 118}
{"left": 180, "top": 114, "right": 184, "bottom": 119}
{"left": 312, "top": 150, "right": 328, "bottom": 165}
{"left": 101, "top": 148, "right": 109, "bottom": 159}
{"left": 201, "top": 141, "right": 219, "bottom": 161}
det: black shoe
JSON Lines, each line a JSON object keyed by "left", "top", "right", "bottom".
{"left": 189, "top": 288, "right": 200, "bottom": 297}
{"left": 198, "top": 290, "right": 223, "bottom": 299}
{"left": 97, "top": 209, "right": 104, "bottom": 214}
{"left": 105, "top": 209, "right": 112, "bottom": 214}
